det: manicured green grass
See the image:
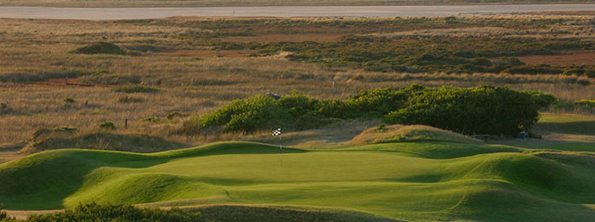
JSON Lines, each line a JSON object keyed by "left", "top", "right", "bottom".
{"left": 1, "top": 141, "right": 594, "bottom": 221}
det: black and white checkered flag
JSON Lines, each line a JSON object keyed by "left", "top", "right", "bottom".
{"left": 272, "top": 128, "right": 282, "bottom": 136}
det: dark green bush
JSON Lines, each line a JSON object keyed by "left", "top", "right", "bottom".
{"left": 316, "top": 99, "right": 350, "bottom": 119}
{"left": 525, "top": 90, "right": 558, "bottom": 108}
{"left": 190, "top": 93, "right": 336, "bottom": 133}
{"left": 386, "top": 86, "right": 551, "bottom": 136}
{"left": 113, "top": 85, "right": 159, "bottom": 93}
{"left": 27, "top": 203, "right": 202, "bottom": 222}
{"left": 99, "top": 121, "right": 116, "bottom": 130}
{"left": 186, "top": 86, "right": 554, "bottom": 136}
{"left": 198, "top": 95, "right": 287, "bottom": 132}
{"left": 345, "top": 85, "right": 425, "bottom": 118}
{"left": 72, "top": 42, "right": 126, "bottom": 55}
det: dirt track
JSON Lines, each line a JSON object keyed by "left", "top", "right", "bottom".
{"left": 0, "top": 4, "right": 594, "bottom": 20}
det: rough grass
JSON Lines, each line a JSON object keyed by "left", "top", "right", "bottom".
{"left": 22, "top": 132, "right": 190, "bottom": 153}
{"left": 112, "top": 85, "right": 159, "bottom": 93}
{"left": 0, "top": 16, "right": 593, "bottom": 146}
{"left": 1, "top": 141, "right": 594, "bottom": 221}
{"left": 518, "top": 52, "right": 595, "bottom": 66}
{"left": 351, "top": 124, "right": 483, "bottom": 145}
{"left": 0, "top": 71, "right": 84, "bottom": 83}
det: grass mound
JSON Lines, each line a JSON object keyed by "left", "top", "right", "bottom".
{"left": 72, "top": 42, "right": 126, "bottom": 55}
{"left": 352, "top": 124, "right": 483, "bottom": 145}
{"left": 22, "top": 132, "right": 189, "bottom": 153}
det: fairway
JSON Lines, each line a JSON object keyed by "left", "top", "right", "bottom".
{"left": 1, "top": 141, "right": 594, "bottom": 221}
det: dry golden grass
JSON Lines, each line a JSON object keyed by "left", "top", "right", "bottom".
{"left": 351, "top": 124, "right": 483, "bottom": 145}
{"left": 219, "top": 33, "right": 344, "bottom": 43}
{"left": 0, "top": 15, "right": 593, "bottom": 147}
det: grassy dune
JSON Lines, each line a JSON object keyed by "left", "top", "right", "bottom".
{"left": 1, "top": 141, "right": 594, "bottom": 221}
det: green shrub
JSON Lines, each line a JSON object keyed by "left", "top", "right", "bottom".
{"left": 385, "top": 86, "right": 549, "bottom": 136}
{"left": 99, "top": 121, "right": 116, "bottom": 130}
{"left": 63, "top": 98, "right": 75, "bottom": 104}
{"left": 72, "top": 42, "right": 126, "bottom": 55}
{"left": 27, "top": 203, "right": 202, "bottom": 222}
{"left": 198, "top": 95, "right": 287, "bottom": 132}
{"left": 185, "top": 86, "right": 553, "bottom": 136}
{"left": 525, "top": 90, "right": 558, "bottom": 109}
{"left": 345, "top": 85, "right": 425, "bottom": 118}
{"left": 113, "top": 85, "right": 159, "bottom": 93}
{"left": 316, "top": 99, "right": 350, "bottom": 118}
{"left": 63, "top": 98, "right": 76, "bottom": 108}
{"left": 187, "top": 93, "right": 336, "bottom": 133}
{"left": 276, "top": 92, "right": 333, "bottom": 129}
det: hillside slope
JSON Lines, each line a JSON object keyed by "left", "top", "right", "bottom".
{"left": 1, "top": 141, "right": 594, "bottom": 221}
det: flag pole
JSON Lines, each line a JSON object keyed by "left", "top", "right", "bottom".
{"left": 272, "top": 128, "right": 282, "bottom": 150}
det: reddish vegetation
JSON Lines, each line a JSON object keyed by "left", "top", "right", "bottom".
{"left": 219, "top": 33, "right": 344, "bottom": 43}
{"left": 518, "top": 52, "right": 595, "bottom": 66}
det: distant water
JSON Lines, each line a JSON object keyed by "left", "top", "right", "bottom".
{"left": 0, "top": 4, "right": 593, "bottom": 20}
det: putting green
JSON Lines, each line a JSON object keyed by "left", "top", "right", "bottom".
{"left": 1, "top": 141, "right": 594, "bottom": 221}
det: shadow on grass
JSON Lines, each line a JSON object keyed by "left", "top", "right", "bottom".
{"left": 535, "top": 121, "right": 595, "bottom": 136}
{"left": 495, "top": 139, "right": 595, "bottom": 152}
